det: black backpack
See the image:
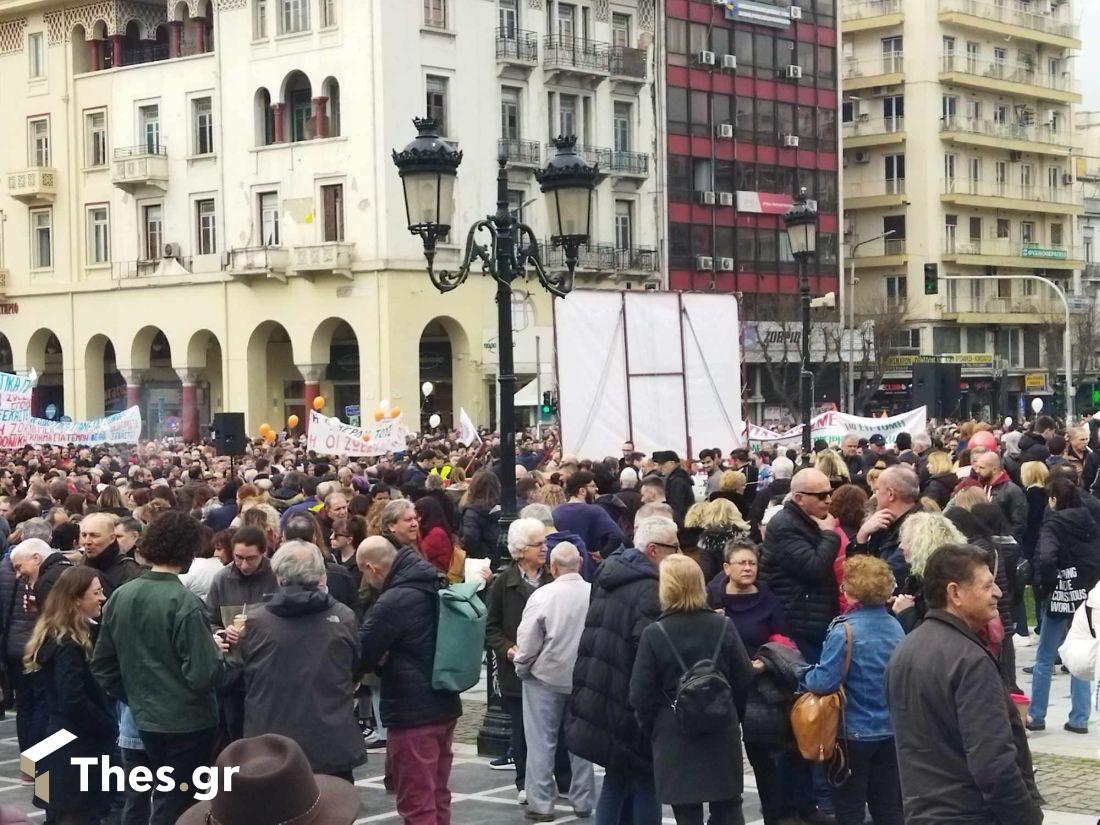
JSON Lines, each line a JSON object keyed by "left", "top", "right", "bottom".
{"left": 654, "top": 619, "right": 733, "bottom": 736}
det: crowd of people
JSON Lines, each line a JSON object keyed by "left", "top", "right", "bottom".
{"left": 0, "top": 414, "right": 1095, "bottom": 825}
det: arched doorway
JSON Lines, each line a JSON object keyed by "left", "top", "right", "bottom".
{"left": 27, "top": 329, "right": 64, "bottom": 420}
{"left": 247, "top": 322, "right": 301, "bottom": 433}
{"left": 186, "top": 329, "right": 224, "bottom": 438}
{"left": 281, "top": 71, "right": 313, "bottom": 142}
{"left": 131, "top": 327, "right": 182, "bottom": 436}
{"left": 420, "top": 319, "right": 457, "bottom": 430}
{"left": 311, "top": 318, "right": 359, "bottom": 424}
{"left": 0, "top": 335, "right": 13, "bottom": 374}
{"left": 83, "top": 334, "right": 124, "bottom": 418}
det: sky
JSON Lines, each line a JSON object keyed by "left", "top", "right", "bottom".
{"left": 1082, "top": 4, "right": 1100, "bottom": 111}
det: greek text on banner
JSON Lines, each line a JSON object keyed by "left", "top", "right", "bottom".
{"left": 0, "top": 407, "right": 142, "bottom": 448}
{"left": 306, "top": 411, "right": 410, "bottom": 457}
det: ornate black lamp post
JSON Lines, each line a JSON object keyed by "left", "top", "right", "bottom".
{"left": 393, "top": 119, "right": 597, "bottom": 754}
{"left": 783, "top": 189, "right": 819, "bottom": 459}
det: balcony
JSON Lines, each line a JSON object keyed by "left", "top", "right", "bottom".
{"left": 1085, "top": 263, "right": 1100, "bottom": 282}
{"left": 496, "top": 28, "right": 538, "bottom": 70}
{"left": 565, "top": 144, "right": 649, "bottom": 180}
{"left": 543, "top": 35, "right": 609, "bottom": 83}
{"left": 938, "top": 0, "right": 1080, "bottom": 49}
{"left": 842, "top": 116, "right": 905, "bottom": 149}
{"left": 7, "top": 166, "right": 57, "bottom": 204}
{"left": 227, "top": 247, "right": 291, "bottom": 282}
{"left": 842, "top": 54, "right": 904, "bottom": 91}
{"left": 851, "top": 237, "right": 908, "bottom": 268}
{"left": 609, "top": 46, "right": 647, "bottom": 88}
{"left": 939, "top": 116, "right": 1072, "bottom": 157}
{"left": 290, "top": 243, "right": 354, "bottom": 278}
{"left": 539, "top": 240, "right": 659, "bottom": 280}
{"left": 943, "top": 238, "right": 1082, "bottom": 271}
{"left": 939, "top": 55, "right": 1080, "bottom": 105}
{"left": 941, "top": 178, "right": 1083, "bottom": 216}
{"left": 498, "top": 139, "right": 541, "bottom": 169}
{"left": 940, "top": 289, "right": 1062, "bottom": 323}
{"left": 840, "top": 0, "right": 903, "bottom": 32}
{"left": 112, "top": 145, "right": 168, "bottom": 192}
{"left": 843, "top": 178, "right": 907, "bottom": 210}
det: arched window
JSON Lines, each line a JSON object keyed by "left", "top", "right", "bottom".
{"left": 282, "top": 71, "right": 313, "bottom": 142}
{"left": 323, "top": 77, "right": 340, "bottom": 137}
{"left": 255, "top": 88, "right": 275, "bottom": 146}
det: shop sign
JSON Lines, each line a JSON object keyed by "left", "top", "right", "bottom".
{"left": 0, "top": 304, "right": 18, "bottom": 315}
{"left": 1021, "top": 246, "right": 1068, "bottom": 260}
{"left": 943, "top": 353, "right": 995, "bottom": 369}
{"left": 736, "top": 191, "right": 817, "bottom": 215}
{"left": 1025, "top": 373, "right": 1049, "bottom": 393}
{"left": 721, "top": 1, "right": 796, "bottom": 29}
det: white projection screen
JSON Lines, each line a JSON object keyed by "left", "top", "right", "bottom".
{"left": 554, "top": 290, "right": 743, "bottom": 459}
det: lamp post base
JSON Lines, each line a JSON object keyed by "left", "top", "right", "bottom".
{"left": 476, "top": 647, "right": 512, "bottom": 757}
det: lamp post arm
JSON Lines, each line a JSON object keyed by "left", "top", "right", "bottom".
{"left": 415, "top": 219, "right": 497, "bottom": 293}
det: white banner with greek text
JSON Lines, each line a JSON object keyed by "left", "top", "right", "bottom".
{"left": 306, "top": 411, "right": 410, "bottom": 457}
{"left": 0, "top": 406, "right": 142, "bottom": 448}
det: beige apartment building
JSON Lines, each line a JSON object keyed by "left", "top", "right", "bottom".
{"left": 841, "top": 0, "right": 1083, "bottom": 414}
{"left": 0, "top": 0, "right": 660, "bottom": 437}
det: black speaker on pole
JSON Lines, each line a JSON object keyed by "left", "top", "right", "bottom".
{"left": 210, "top": 413, "right": 247, "bottom": 456}
{"left": 912, "top": 363, "right": 962, "bottom": 420}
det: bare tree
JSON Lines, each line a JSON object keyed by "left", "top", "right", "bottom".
{"left": 1071, "top": 304, "right": 1099, "bottom": 379}
{"left": 848, "top": 299, "right": 911, "bottom": 414}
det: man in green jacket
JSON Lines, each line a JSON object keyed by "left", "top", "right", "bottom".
{"left": 93, "top": 511, "right": 225, "bottom": 825}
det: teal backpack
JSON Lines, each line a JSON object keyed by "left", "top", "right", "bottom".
{"left": 431, "top": 581, "right": 487, "bottom": 692}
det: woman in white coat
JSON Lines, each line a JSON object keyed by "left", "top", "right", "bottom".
{"left": 1059, "top": 581, "right": 1100, "bottom": 728}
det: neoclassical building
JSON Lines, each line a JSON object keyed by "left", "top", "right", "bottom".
{"left": 0, "top": 0, "right": 661, "bottom": 437}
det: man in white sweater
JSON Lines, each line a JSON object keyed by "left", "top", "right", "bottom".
{"left": 514, "top": 542, "right": 595, "bottom": 821}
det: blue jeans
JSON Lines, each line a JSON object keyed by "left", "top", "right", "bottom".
{"left": 1029, "top": 607, "right": 1091, "bottom": 728}
{"left": 596, "top": 768, "right": 661, "bottom": 825}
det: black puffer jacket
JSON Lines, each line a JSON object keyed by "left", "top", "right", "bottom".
{"left": 459, "top": 504, "right": 500, "bottom": 559}
{"left": 34, "top": 552, "right": 73, "bottom": 608}
{"left": 0, "top": 557, "right": 36, "bottom": 665}
{"left": 742, "top": 641, "right": 805, "bottom": 750}
{"left": 922, "top": 473, "right": 958, "bottom": 509}
{"left": 1035, "top": 507, "right": 1100, "bottom": 617}
{"left": 85, "top": 543, "right": 142, "bottom": 599}
{"left": 567, "top": 547, "right": 660, "bottom": 772}
{"left": 664, "top": 467, "right": 695, "bottom": 527}
{"left": 759, "top": 501, "right": 840, "bottom": 647}
{"left": 359, "top": 547, "right": 461, "bottom": 729}
{"left": 1006, "top": 432, "right": 1050, "bottom": 482}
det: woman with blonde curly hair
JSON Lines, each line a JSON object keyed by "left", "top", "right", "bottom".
{"left": 813, "top": 449, "right": 850, "bottom": 488}
{"left": 894, "top": 512, "right": 966, "bottom": 632}
{"left": 537, "top": 483, "right": 566, "bottom": 508}
{"left": 693, "top": 498, "right": 751, "bottom": 582}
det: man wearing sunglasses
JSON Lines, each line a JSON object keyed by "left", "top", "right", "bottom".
{"left": 758, "top": 468, "right": 840, "bottom": 666}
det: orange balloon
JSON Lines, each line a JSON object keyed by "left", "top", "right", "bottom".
{"left": 264, "top": 430, "right": 276, "bottom": 443}
{"left": 259, "top": 423, "right": 271, "bottom": 436}
{"left": 312, "top": 395, "right": 325, "bottom": 411}
{"left": 390, "top": 406, "right": 401, "bottom": 418}
{"left": 287, "top": 414, "right": 299, "bottom": 429}
{"left": 374, "top": 409, "right": 384, "bottom": 422}
{"left": 361, "top": 433, "right": 371, "bottom": 443}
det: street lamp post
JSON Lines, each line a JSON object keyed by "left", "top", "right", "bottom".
{"left": 847, "top": 230, "right": 896, "bottom": 413}
{"left": 393, "top": 119, "right": 597, "bottom": 754}
{"left": 784, "top": 190, "right": 819, "bottom": 459}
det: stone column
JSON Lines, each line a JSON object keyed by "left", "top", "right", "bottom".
{"left": 272, "top": 103, "right": 286, "bottom": 143}
{"left": 297, "top": 364, "right": 326, "bottom": 433}
{"left": 110, "top": 34, "right": 123, "bottom": 67}
{"left": 176, "top": 368, "right": 201, "bottom": 442}
{"left": 195, "top": 18, "right": 206, "bottom": 54}
{"left": 90, "top": 39, "right": 102, "bottom": 70}
{"left": 120, "top": 369, "right": 143, "bottom": 411}
{"left": 168, "top": 21, "right": 182, "bottom": 59}
{"left": 312, "top": 97, "right": 328, "bottom": 139}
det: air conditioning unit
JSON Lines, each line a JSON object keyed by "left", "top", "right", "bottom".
{"left": 843, "top": 215, "right": 855, "bottom": 236}
{"left": 715, "top": 123, "right": 734, "bottom": 139}
{"left": 695, "top": 256, "right": 714, "bottom": 271}
{"left": 695, "top": 50, "right": 715, "bottom": 66}
{"left": 718, "top": 192, "right": 734, "bottom": 206}
{"left": 790, "top": 6, "right": 803, "bottom": 19}
{"left": 717, "top": 257, "right": 735, "bottom": 271}
{"left": 1063, "top": 173, "right": 1074, "bottom": 185}
{"left": 163, "top": 242, "right": 182, "bottom": 259}
{"left": 786, "top": 65, "right": 803, "bottom": 79}
{"left": 1010, "top": 150, "right": 1023, "bottom": 162}
{"left": 783, "top": 134, "right": 800, "bottom": 148}
{"left": 853, "top": 150, "right": 871, "bottom": 164}
{"left": 697, "top": 190, "right": 717, "bottom": 205}
{"left": 856, "top": 101, "right": 870, "bottom": 120}
{"left": 721, "top": 54, "right": 737, "bottom": 71}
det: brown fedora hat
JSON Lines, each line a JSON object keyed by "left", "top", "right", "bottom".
{"left": 177, "top": 734, "right": 360, "bottom": 825}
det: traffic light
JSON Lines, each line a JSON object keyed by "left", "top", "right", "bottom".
{"left": 541, "top": 391, "right": 553, "bottom": 416}
{"left": 924, "top": 263, "right": 939, "bottom": 295}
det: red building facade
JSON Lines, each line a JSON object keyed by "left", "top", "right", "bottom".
{"left": 664, "top": 0, "right": 839, "bottom": 297}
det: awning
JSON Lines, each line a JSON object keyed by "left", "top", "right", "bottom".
{"left": 514, "top": 371, "right": 556, "bottom": 407}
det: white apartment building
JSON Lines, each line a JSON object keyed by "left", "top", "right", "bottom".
{"left": 0, "top": 0, "right": 660, "bottom": 436}
{"left": 841, "top": 0, "right": 1083, "bottom": 414}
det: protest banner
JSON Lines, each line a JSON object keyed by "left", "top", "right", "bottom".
{"left": 749, "top": 407, "right": 927, "bottom": 446}
{"left": 0, "top": 372, "right": 32, "bottom": 415}
{"left": 0, "top": 406, "right": 142, "bottom": 448}
{"left": 458, "top": 408, "right": 481, "bottom": 448}
{"left": 306, "top": 411, "right": 410, "bottom": 458}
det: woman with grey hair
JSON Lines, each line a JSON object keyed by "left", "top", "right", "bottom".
{"left": 486, "top": 518, "right": 571, "bottom": 801}
{"left": 894, "top": 512, "right": 966, "bottom": 632}
{"left": 234, "top": 540, "right": 366, "bottom": 780}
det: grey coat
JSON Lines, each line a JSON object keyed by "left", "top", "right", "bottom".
{"left": 238, "top": 586, "right": 366, "bottom": 775}
{"left": 885, "top": 609, "right": 1042, "bottom": 825}
{"left": 629, "top": 610, "right": 753, "bottom": 805}
{"left": 205, "top": 558, "right": 279, "bottom": 630}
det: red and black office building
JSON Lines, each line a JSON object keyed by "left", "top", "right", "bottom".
{"left": 663, "top": 0, "right": 840, "bottom": 298}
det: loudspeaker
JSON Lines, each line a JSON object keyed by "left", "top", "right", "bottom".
{"left": 210, "top": 413, "right": 247, "bottom": 456}
{"left": 912, "top": 363, "right": 962, "bottom": 420}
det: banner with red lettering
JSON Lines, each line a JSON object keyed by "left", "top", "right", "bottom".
{"left": 0, "top": 406, "right": 142, "bottom": 448}
{"left": 306, "top": 410, "right": 410, "bottom": 458}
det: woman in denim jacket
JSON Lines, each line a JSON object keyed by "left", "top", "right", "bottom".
{"left": 800, "top": 556, "right": 905, "bottom": 825}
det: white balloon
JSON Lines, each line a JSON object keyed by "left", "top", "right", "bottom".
{"left": 422, "top": 382, "right": 434, "bottom": 397}
{"left": 429, "top": 413, "right": 442, "bottom": 428}
{"left": 380, "top": 398, "right": 391, "bottom": 411}
{"left": 1031, "top": 397, "right": 1044, "bottom": 413}
{"left": 1003, "top": 417, "right": 1013, "bottom": 428}
{"left": 27, "top": 367, "right": 38, "bottom": 385}
{"left": 1093, "top": 410, "right": 1100, "bottom": 421}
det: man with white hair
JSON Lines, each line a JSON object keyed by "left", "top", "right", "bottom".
{"left": 616, "top": 468, "right": 642, "bottom": 532}
{"left": 852, "top": 464, "right": 920, "bottom": 581}
{"left": 567, "top": 516, "right": 679, "bottom": 825}
{"left": 10, "top": 537, "right": 71, "bottom": 607}
{"left": 748, "top": 456, "right": 795, "bottom": 542}
{"left": 520, "top": 503, "right": 594, "bottom": 581}
{"left": 234, "top": 540, "right": 364, "bottom": 780}
{"left": 515, "top": 543, "right": 595, "bottom": 820}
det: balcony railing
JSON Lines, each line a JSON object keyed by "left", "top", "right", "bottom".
{"left": 538, "top": 241, "right": 659, "bottom": 274}
{"left": 842, "top": 116, "right": 905, "bottom": 139}
{"left": 943, "top": 291, "right": 1059, "bottom": 316}
{"left": 942, "top": 178, "right": 1079, "bottom": 206}
{"left": 845, "top": 178, "right": 907, "bottom": 198}
{"left": 498, "top": 138, "right": 541, "bottom": 167}
{"left": 7, "top": 166, "right": 57, "bottom": 204}
{"left": 496, "top": 28, "right": 538, "bottom": 63}
{"left": 227, "top": 247, "right": 290, "bottom": 276}
{"left": 940, "top": 54, "right": 1078, "bottom": 95}
{"left": 609, "top": 46, "right": 646, "bottom": 80}
{"left": 844, "top": 53, "right": 904, "bottom": 78}
{"left": 939, "top": 116, "right": 1069, "bottom": 147}
{"left": 561, "top": 144, "right": 649, "bottom": 176}
{"left": 290, "top": 242, "right": 354, "bottom": 275}
{"left": 854, "top": 237, "right": 908, "bottom": 258}
{"left": 120, "top": 43, "right": 170, "bottom": 66}
{"left": 543, "top": 35, "right": 610, "bottom": 75}
{"left": 945, "top": 238, "right": 1081, "bottom": 261}
{"left": 938, "top": 0, "right": 1078, "bottom": 40}
{"left": 841, "top": 0, "right": 902, "bottom": 21}
{"left": 112, "top": 144, "right": 168, "bottom": 191}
